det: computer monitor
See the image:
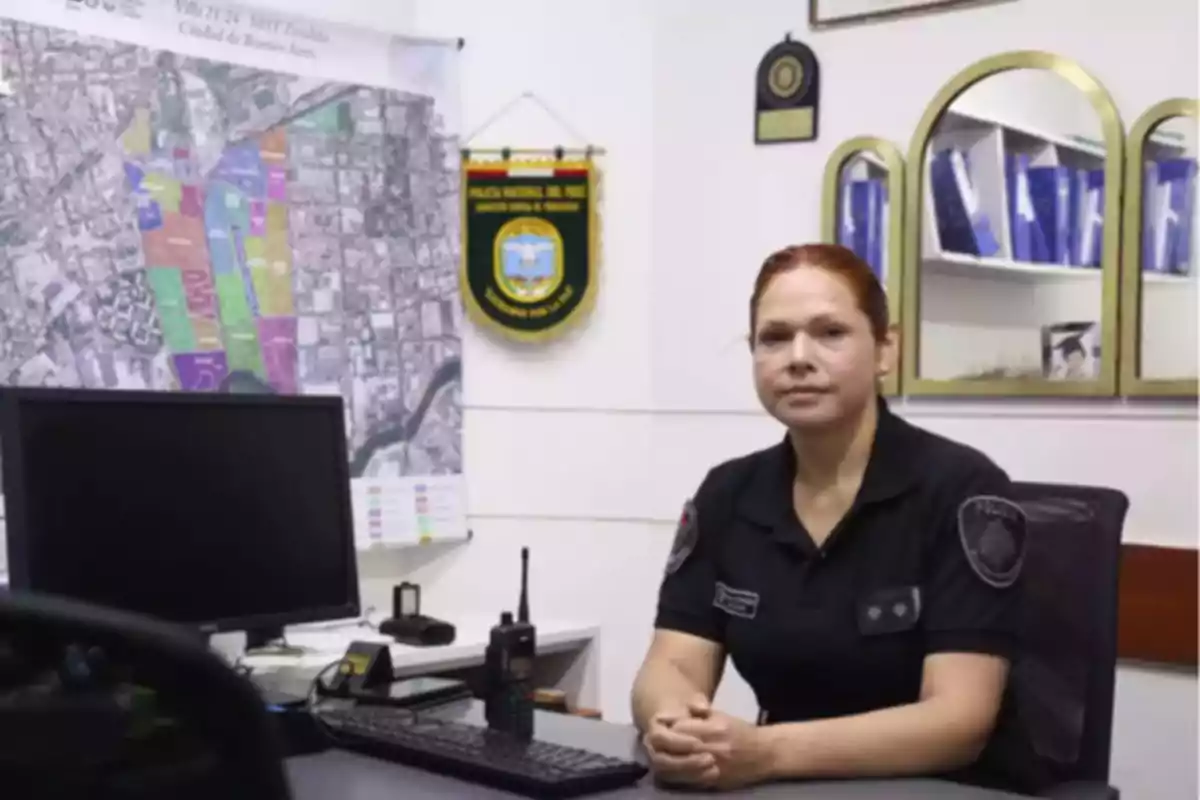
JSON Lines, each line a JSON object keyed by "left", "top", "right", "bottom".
{"left": 0, "top": 387, "right": 360, "bottom": 647}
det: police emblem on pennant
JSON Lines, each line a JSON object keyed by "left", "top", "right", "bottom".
{"left": 957, "top": 495, "right": 1028, "bottom": 588}
{"left": 496, "top": 217, "right": 564, "bottom": 304}
{"left": 665, "top": 499, "right": 699, "bottom": 575}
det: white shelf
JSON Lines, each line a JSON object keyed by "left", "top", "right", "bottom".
{"left": 841, "top": 150, "right": 888, "bottom": 181}
{"left": 923, "top": 252, "right": 1101, "bottom": 282}
{"left": 941, "top": 109, "right": 1105, "bottom": 159}
{"left": 1146, "top": 127, "right": 1193, "bottom": 157}
{"left": 1144, "top": 271, "right": 1194, "bottom": 285}
{"left": 853, "top": 150, "right": 887, "bottom": 170}
{"left": 239, "top": 615, "right": 599, "bottom": 676}
{"left": 925, "top": 251, "right": 1193, "bottom": 285}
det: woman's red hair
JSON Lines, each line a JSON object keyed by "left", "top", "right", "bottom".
{"left": 749, "top": 244, "right": 889, "bottom": 342}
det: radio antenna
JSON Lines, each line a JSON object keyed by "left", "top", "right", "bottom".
{"left": 517, "top": 547, "right": 530, "bottom": 623}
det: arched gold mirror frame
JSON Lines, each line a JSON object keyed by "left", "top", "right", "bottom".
{"left": 1119, "top": 98, "right": 1199, "bottom": 398}
{"left": 820, "top": 137, "right": 905, "bottom": 397}
{"left": 901, "top": 51, "right": 1125, "bottom": 396}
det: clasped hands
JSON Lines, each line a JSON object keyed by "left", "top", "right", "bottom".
{"left": 641, "top": 695, "right": 771, "bottom": 791}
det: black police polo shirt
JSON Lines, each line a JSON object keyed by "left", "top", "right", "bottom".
{"left": 655, "top": 400, "right": 1022, "bottom": 726}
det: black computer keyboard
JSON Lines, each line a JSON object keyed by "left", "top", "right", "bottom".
{"left": 317, "top": 705, "right": 648, "bottom": 799}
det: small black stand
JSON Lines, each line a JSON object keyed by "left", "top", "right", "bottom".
{"left": 245, "top": 625, "right": 286, "bottom": 652}
{"left": 244, "top": 625, "right": 308, "bottom": 658}
{"left": 380, "top": 583, "right": 457, "bottom": 647}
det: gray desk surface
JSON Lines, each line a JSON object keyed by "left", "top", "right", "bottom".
{"left": 287, "top": 701, "right": 1032, "bottom": 799}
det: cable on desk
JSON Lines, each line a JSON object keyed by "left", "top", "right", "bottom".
{"left": 307, "top": 660, "right": 348, "bottom": 709}
{"left": 305, "top": 658, "right": 353, "bottom": 745}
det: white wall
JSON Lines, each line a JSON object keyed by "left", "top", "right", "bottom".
{"left": 402, "top": 1, "right": 1200, "bottom": 798}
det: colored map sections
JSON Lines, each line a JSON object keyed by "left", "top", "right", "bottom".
{"left": 127, "top": 128, "right": 298, "bottom": 393}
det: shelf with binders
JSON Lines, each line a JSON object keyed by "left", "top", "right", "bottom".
{"left": 837, "top": 153, "right": 890, "bottom": 282}
{"left": 1135, "top": 120, "right": 1197, "bottom": 384}
{"left": 1139, "top": 135, "right": 1195, "bottom": 286}
{"left": 916, "top": 109, "right": 1112, "bottom": 382}
{"left": 921, "top": 109, "right": 1111, "bottom": 278}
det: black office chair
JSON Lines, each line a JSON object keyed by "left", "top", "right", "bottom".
{"left": 1009, "top": 482, "right": 1128, "bottom": 800}
{"left": 0, "top": 590, "right": 293, "bottom": 799}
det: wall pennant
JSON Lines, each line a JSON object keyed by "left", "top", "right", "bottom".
{"left": 459, "top": 148, "right": 601, "bottom": 343}
{"left": 754, "top": 34, "right": 820, "bottom": 145}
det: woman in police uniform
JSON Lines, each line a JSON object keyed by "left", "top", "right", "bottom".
{"left": 630, "top": 244, "right": 1035, "bottom": 793}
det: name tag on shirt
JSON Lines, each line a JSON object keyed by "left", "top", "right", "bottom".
{"left": 713, "top": 581, "right": 760, "bottom": 619}
{"left": 856, "top": 586, "right": 921, "bottom": 636}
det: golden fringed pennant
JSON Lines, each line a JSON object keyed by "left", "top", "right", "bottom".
{"left": 459, "top": 154, "right": 600, "bottom": 342}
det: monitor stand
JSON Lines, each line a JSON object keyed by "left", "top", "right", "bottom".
{"left": 244, "top": 625, "right": 306, "bottom": 657}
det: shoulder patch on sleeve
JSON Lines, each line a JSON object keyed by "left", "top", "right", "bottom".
{"left": 957, "top": 494, "right": 1028, "bottom": 588}
{"left": 665, "top": 499, "right": 699, "bottom": 576}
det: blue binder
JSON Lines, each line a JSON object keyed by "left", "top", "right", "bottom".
{"left": 1142, "top": 161, "right": 1160, "bottom": 272}
{"left": 1006, "top": 153, "right": 1050, "bottom": 263}
{"left": 840, "top": 178, "right": 887, "bottom": 280}
{"left": 1065, "top": 168, "right": 1083, "bottom": 268}
{"left": 1153, "top": 158, "right": 1197, "bottom": 275}
{"left": 876, "top": 182, "right": 890, "bottom": 280}
{"left": 1075, "top": 169, "right": 1105, "bottom": 268}
{"left": 838, "top": 175, "right": 856, "bottom": 250}
{"left": 852, "top": 179, "right": 886, "bottom": 280}
{"left": 1027, "top": 166, "right": 1071, "bottom": 265}
{"left": 930, "top": 148, "right": 1000, "bottom": 257}
{"left": 1173, "top": 161, "right": 1196, "bottom": 274}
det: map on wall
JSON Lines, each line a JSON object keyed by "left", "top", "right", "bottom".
{"left": 0, "top": 7, "right": 465, "bottom": 562}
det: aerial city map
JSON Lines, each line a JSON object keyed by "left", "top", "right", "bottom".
{"left": 0, "top": 20, "right": 463, "bottom": 479}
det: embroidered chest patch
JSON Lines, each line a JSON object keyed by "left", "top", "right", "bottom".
{"left": 713, "top": 581, "right": 760, "bottom": 619}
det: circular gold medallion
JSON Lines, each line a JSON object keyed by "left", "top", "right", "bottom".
{"left": 768, "top": 55, "right": 804, "bottom": 99}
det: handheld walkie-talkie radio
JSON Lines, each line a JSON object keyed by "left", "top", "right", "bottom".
{"left": 484, "top": 547, "right": 536, "bottom": 739}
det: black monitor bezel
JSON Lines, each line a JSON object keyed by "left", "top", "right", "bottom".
{"left": 0, "top": 386, "right": 362, "bottom": 634}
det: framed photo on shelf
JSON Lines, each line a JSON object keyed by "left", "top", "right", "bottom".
{"left": 809, "top": 0, "right": 1016, "bottom": 29}
{"left": 1042, "top": 321, "right": 1101, "bottom": 381}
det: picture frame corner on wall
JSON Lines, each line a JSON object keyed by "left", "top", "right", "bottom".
{"left": 809, "top": 0, "right": 1018, "bottom": 30}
